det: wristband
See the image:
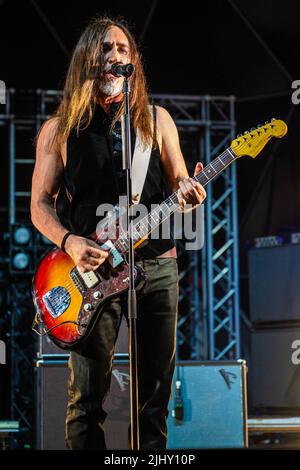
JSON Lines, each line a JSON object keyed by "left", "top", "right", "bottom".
{"left": 61, "top": 231, "right": 73, "bottom": 253}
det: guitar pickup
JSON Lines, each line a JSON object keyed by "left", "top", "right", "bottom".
{"left": 77, "top": 270, "right": 100, "bottom": 289}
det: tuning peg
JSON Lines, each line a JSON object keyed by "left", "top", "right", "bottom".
{"left": 271, "top": 117, "right": 276, "bottom": 121}
{"left": 250, "top": 127, "right": 256, "bottom": 131}
{"left": 265, "top": 121, "right": 269, "bottom": 124}
{"left": 237, "top": 134, "right": 242, "bottom": 138}
{"left": 244, "top": 131, "right": 249, "bottom": 135}
{"left": 257, "top": 124, "right": 262, "bottom": 128}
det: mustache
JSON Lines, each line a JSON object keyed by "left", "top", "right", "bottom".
{"left": 89, "top": 65, "right": 103, "bottom": 79}
{"left": 89, "top": 65, "right": 121, "bottom": 79}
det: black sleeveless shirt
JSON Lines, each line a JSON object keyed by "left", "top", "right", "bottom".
{"left": 55, "top": 103, "right": 175, "bottom": 258}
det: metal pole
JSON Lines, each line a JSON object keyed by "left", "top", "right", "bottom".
{"left": 229, "top": 97, "right": 240, "bottom": 358}
{"left": 204, "top": 98, "right": 214, "bottom": 359}
{"left": 122, "top": 76, "right": 140, "bottom": 450}
{"left": 9, "top": 118, "right": 15, "bottom": 225}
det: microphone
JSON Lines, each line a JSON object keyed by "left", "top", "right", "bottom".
{"left": 110, "top": 62, "right": 134, "bottom": 78}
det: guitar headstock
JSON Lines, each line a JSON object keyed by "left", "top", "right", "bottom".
{"left": 231, "top": 119, "right": 288, "bottom": 159}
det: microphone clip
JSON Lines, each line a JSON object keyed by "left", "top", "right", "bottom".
{"left": 111, "top": 63, "right": 134, "bottom": 78}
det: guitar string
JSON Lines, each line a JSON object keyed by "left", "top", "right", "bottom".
{"left": 42, "top": 148, "right": 236, "bottom": 307}
{"left": 43, "top": 152, "right": 236, "bottom": 307}
{"left": 44, "top": 149, "right": 235, "bottom": 305}
{"left": 113, "top": 149, "right": 235, "bottom": 247}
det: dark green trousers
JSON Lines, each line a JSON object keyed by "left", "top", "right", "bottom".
{"left": 65, "top": 258, "right": 178, "bottom": 450}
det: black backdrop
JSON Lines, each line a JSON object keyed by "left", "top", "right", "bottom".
{"left": 1, "top": 0, "right": 300, "bottom": 422}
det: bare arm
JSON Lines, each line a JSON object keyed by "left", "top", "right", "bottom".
{"left": 31, "top": 118, "right": 108, "bottom": 272}
{"left": 156, "top": 106, "right": 206, "bottom": 209}
{"left": 31, "top": 118, "right": 69, "bottom": 246}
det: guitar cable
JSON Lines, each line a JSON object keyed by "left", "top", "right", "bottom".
{"left": 32, "top": 318, "right": 87, "bottom": 336}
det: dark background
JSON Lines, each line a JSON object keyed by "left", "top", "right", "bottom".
{"left": 0, "top": 0, "right": 299, "bottom": 239}
{"left": 0, "top": 0, "right": 300, "bottom": 430}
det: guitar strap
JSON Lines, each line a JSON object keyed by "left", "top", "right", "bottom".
{"left": 121, "top": 108, "right": 154, "bottom": 205}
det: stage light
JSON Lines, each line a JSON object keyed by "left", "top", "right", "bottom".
{"left": 40, "top": 235, "right": 52, "bottom": 245}
{"left": 34, "top": 230, "right": 53, "bottom": 247}
{"left": 12, "top": 252, "right": 30, "bottom": 270}
{"left": 13, "top": 226, "right": 31, "bottom": 245}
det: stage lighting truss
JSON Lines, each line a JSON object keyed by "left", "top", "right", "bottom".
{"left": 2, "top": 90, "right": 240, "bottom": 362}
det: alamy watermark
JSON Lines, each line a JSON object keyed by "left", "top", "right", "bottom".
{"left": 0, "top": 340, "right": 6, "bottom": 365}
{"left": 291, "top": 340, "right": 300, "bottom": 365}
{"left": 95, "top": 196, "right": 205, "bottom": 251}
{"left": 291, "top": 80, "right": 300, "bottom": 104}
{"left": 0, "top": 80, "right": 6, "bottom": 104}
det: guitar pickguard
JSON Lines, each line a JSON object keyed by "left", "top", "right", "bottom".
{"left": 99, "top": 239, "right": 124, "bottom": 268}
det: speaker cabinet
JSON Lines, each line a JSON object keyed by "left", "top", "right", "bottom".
{"left": 167, "top": 361, "right": 248, "bottom": 449}
{"left": 35, "top": 358, "right": 130, "bottom": 450}
{"left": 248, "top": 245, "right": 300, "bottom": 324}
{"left": 35, "top": 360, "right": 69, "bottom": 450}
{"left": 35, "top": 316, "right": 130, "bottom": 449}
{"left": 35, "top": 359, "right": 248, "bottom": 449}
{"left": 249, "top": 327, "right": 300, "bottom": 412}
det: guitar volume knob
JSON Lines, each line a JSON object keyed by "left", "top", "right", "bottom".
{"left": 84, "top": 303, "right": 93, "bottom": 311}
{"left": 93, "top": 291, "right": 103, "bottom": 300}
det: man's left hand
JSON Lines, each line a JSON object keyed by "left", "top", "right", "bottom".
{"left": 177, "top": 162, "right": 206, "bottom": 210}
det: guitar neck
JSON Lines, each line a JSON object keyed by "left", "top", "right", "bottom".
{"left": 194, "top": 147, "right": 236, "bottom": 187}
{"left": 114, "top": 147, "right": 237, "bottom": 253}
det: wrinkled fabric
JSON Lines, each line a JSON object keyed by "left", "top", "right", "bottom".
{"left": 65, "top": 258, "right": 178, "bottom": 450}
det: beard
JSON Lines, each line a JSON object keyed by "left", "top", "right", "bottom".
{"left": 98, "top": 78, "right": 123, "bottom": 97}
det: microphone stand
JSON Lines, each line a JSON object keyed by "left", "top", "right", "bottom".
{"left": 121, "top": 73, "right": 140, "bottom": 450}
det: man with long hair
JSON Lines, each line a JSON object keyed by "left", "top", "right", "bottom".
{"left": 31, "top": 16, "right": 206, "bottom": 449}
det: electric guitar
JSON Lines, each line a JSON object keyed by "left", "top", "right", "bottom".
{"left": 32, "top": 119, "right": 288, "bottom": 350}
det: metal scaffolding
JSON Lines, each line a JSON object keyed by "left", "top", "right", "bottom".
{"left": 201, "top": 97, "right": 240, "bottom": 360}
{"left": 0, "top": 90, "right": 240, "bottom": 446}
{"left": 152, "top": 94, "right": 240, "bottom": 360}
{"left": 0, "top": 90, "right": 56, "bottom": 448}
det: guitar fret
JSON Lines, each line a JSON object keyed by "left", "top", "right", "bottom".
{"left": 152, "top": 212, "right": 160, "bottom": 224}
{"left": 149, "top": 213, "right": 155, "bottom": 224}
{"left": 227, "top": 148, "right": 236, "bottom": 160}
{"left": 140, "top": 221, "right": 148, "bottom": 233}
{"left": 201, "top": 170, "right": 210, "bottom": 180}
{"left": 160, "top": 204, "right": 169, "bottom": 217}
{"left": 218, "top": 156, "right": 226, "bottom": 167}
{"left": 209, "top": 162, "right": 218, "bottom": 173}
{"left": 114, "top": 147, "right": 237, "bottom": 254}
{"left": 133, "top": 229, "right": 139, "bottom": 240}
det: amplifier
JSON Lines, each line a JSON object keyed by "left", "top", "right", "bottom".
{"left": 35, "top": 357, "right": 130, "bottom": 450}
{"left": 249, "top": 327, "right": 300, "bottom": 411}
{"left": 35, "top": 315, "right": 129, "bottom": 449}
{"left": 167, "top": 361, "right": 248, "bottom": 448}
{"left": 248, "top": 244, "right": 300, "bottom": 324}
{"left": 35, "top": 359, "right": 248, "bottom": 449}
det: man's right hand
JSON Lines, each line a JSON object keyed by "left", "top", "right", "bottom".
{"left": 64, "top": 235, "right": 109, "bottom": 272}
